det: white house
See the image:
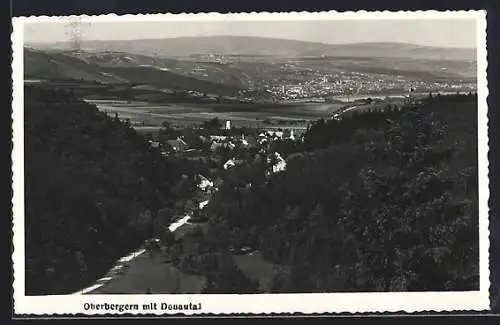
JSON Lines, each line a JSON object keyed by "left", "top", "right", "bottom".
{"left": 257, "top": 134, "right": 268, "bottom": 145}
{"left": 197, "top": 174, "right": 214, "bottom": 191}
{"left": 271, "top": 131, "right": 284, "bottom": 139}
{"left": 267, "top": 152, "right": 287, "bottom": 174}
{"left": 148, "top": 140, "right": 161, "bottom": 148}
{"left": 199, "top": 200, "right": 209, "bottom": 210}
{"left": 223, "top": 159, "right": 236, "bottom": 170}
{"left": 210, "top": 135, "right": 227, "bottom": 142}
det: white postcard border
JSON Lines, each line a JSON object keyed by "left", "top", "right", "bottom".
{"left": 12, "top": 10, "right": 490, "bottom": 315}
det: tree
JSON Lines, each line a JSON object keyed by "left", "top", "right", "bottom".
{"left": 161, "top": 230, "right": 175, "bottom": 247}
{"left": 202, "top": 95, "right": 479, "bottom": 293}
{"left": 24, "top": 86, "right": 188, "bottom": 294}
{"left": 202, "top": 117, "right": 222, "bottom": 130}
{"left": 202, "top": 255, "right": 260, "bottom": 293}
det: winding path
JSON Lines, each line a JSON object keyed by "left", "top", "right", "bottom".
{"left": 72, "top": 200, "right": 210, "bottom": 294}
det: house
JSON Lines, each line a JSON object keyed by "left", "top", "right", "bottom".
{"left": 197, "top": 174, "right": 214, "bottom": 191}
{"left": 166, "top": 137, "right": 188, "bottom": 152}
{"left": 242, "top": 134, "right": 258, "bottom": 147}
{"left": 269, "top": 131, "right": 284, "bottom": 139}
{"left": 223, "top": 159, "right": 236, "bottom": 170}
{"left": 267, "top": 152, "right": 287, "bottom": 174}
{"left": 238, "top": 134, "right": 250, "bottom": 147}
{"left": 209, "top": 135, "right": 227, "bottom": 142}
{"left": 148, "top": 140, "right": 161, "bottom": 149}
{"left": 199, "top": 200, "right": 209, "bottom": 210}
{"left": 240, "top": 138, "right": 249, "bottom": 146}
{"left": 256, "top": 130, "right": 285, "bottom": 145}
{"left": 257, "top": 135, "right": 268, "bottom": 145}
{"left": 223, "top": 158, "right": 246, "bottom": 170}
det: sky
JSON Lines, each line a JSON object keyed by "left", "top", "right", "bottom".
{"left": 24, "top": 19, "right": 478, "bottom": 48}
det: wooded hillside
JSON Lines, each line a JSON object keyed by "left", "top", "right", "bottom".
{"left": 24, "top": 86, "right": 184, "bottom": 294}
{"left": 205, "top": 94, "right": 479, "bottom": 292}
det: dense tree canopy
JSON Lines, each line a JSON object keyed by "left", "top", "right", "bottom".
{"left": 204, "top": 94, "right": 479, "bottom": 292}
{"left": 23, "top": 87, "right": 479, "bottom": 294}
{"left": 201, "top": 117, "right": 223, "bottom": 130}
{"left": 24, "top": 86, "right": 188, "bottom": 294}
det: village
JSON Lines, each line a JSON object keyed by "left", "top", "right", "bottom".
{"left": 147, "top": 118, "right": 298, "bottom": 178}
{"left": 140, "top": 117, "right": 302, "bottom": 228}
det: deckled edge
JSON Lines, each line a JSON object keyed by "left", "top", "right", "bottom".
{"left": 12, "top": 9, "right": 488, "bottom": 21}
{"left": 11, "top": 9, "right": 491, "bottom": 317}
{"left": 483, "top": 9, "right": 494, "bottom": 311}
{"left": 11, "top": 17, "right": 22, "bottom": 317}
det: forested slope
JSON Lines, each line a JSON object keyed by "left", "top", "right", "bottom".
{"left": 24, "top": 86, "right": 182, "bottom": 295}
{"left": 205, "top": 94, "right": 479, "bottom": 292}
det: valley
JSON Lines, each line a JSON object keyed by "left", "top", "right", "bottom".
{"left": 23, "top": 35, "right": 480, "bottom": 296}
{"left": 25, "top": 37, "right": 477, "bottom": 106}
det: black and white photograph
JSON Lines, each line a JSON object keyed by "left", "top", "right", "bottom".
{"left": 11, "top": 10, "right": 489, "bottom": 314}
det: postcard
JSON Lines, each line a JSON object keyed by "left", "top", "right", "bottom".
{"left": 11, "top": 10, "right": 490, "bottom": 315}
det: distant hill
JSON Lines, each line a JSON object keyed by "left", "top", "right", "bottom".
{"left": 24, "top": 48, "right": 242, "bottom": 96}
{"left": 24, "top": 48, "right": 122, "bottom": 83}
{"left": 29, "top": 36, "right": 476, "bottom": 61}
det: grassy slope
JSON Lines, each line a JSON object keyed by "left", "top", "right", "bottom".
{"left": 24, "top": 50, "right": 120, "bottom": 83}
{"left": 101, "top": 66, "right": 241, "bottom": 96}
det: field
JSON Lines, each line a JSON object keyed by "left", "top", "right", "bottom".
{"left": 25, "top": 76, "right": 344, "bottom": 128}
{"left": 84, "top": 99, "right": 343, "bottom": 128}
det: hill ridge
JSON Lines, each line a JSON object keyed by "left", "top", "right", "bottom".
{"left": 28, "top": 35, "right": 476, "bottom": 61}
